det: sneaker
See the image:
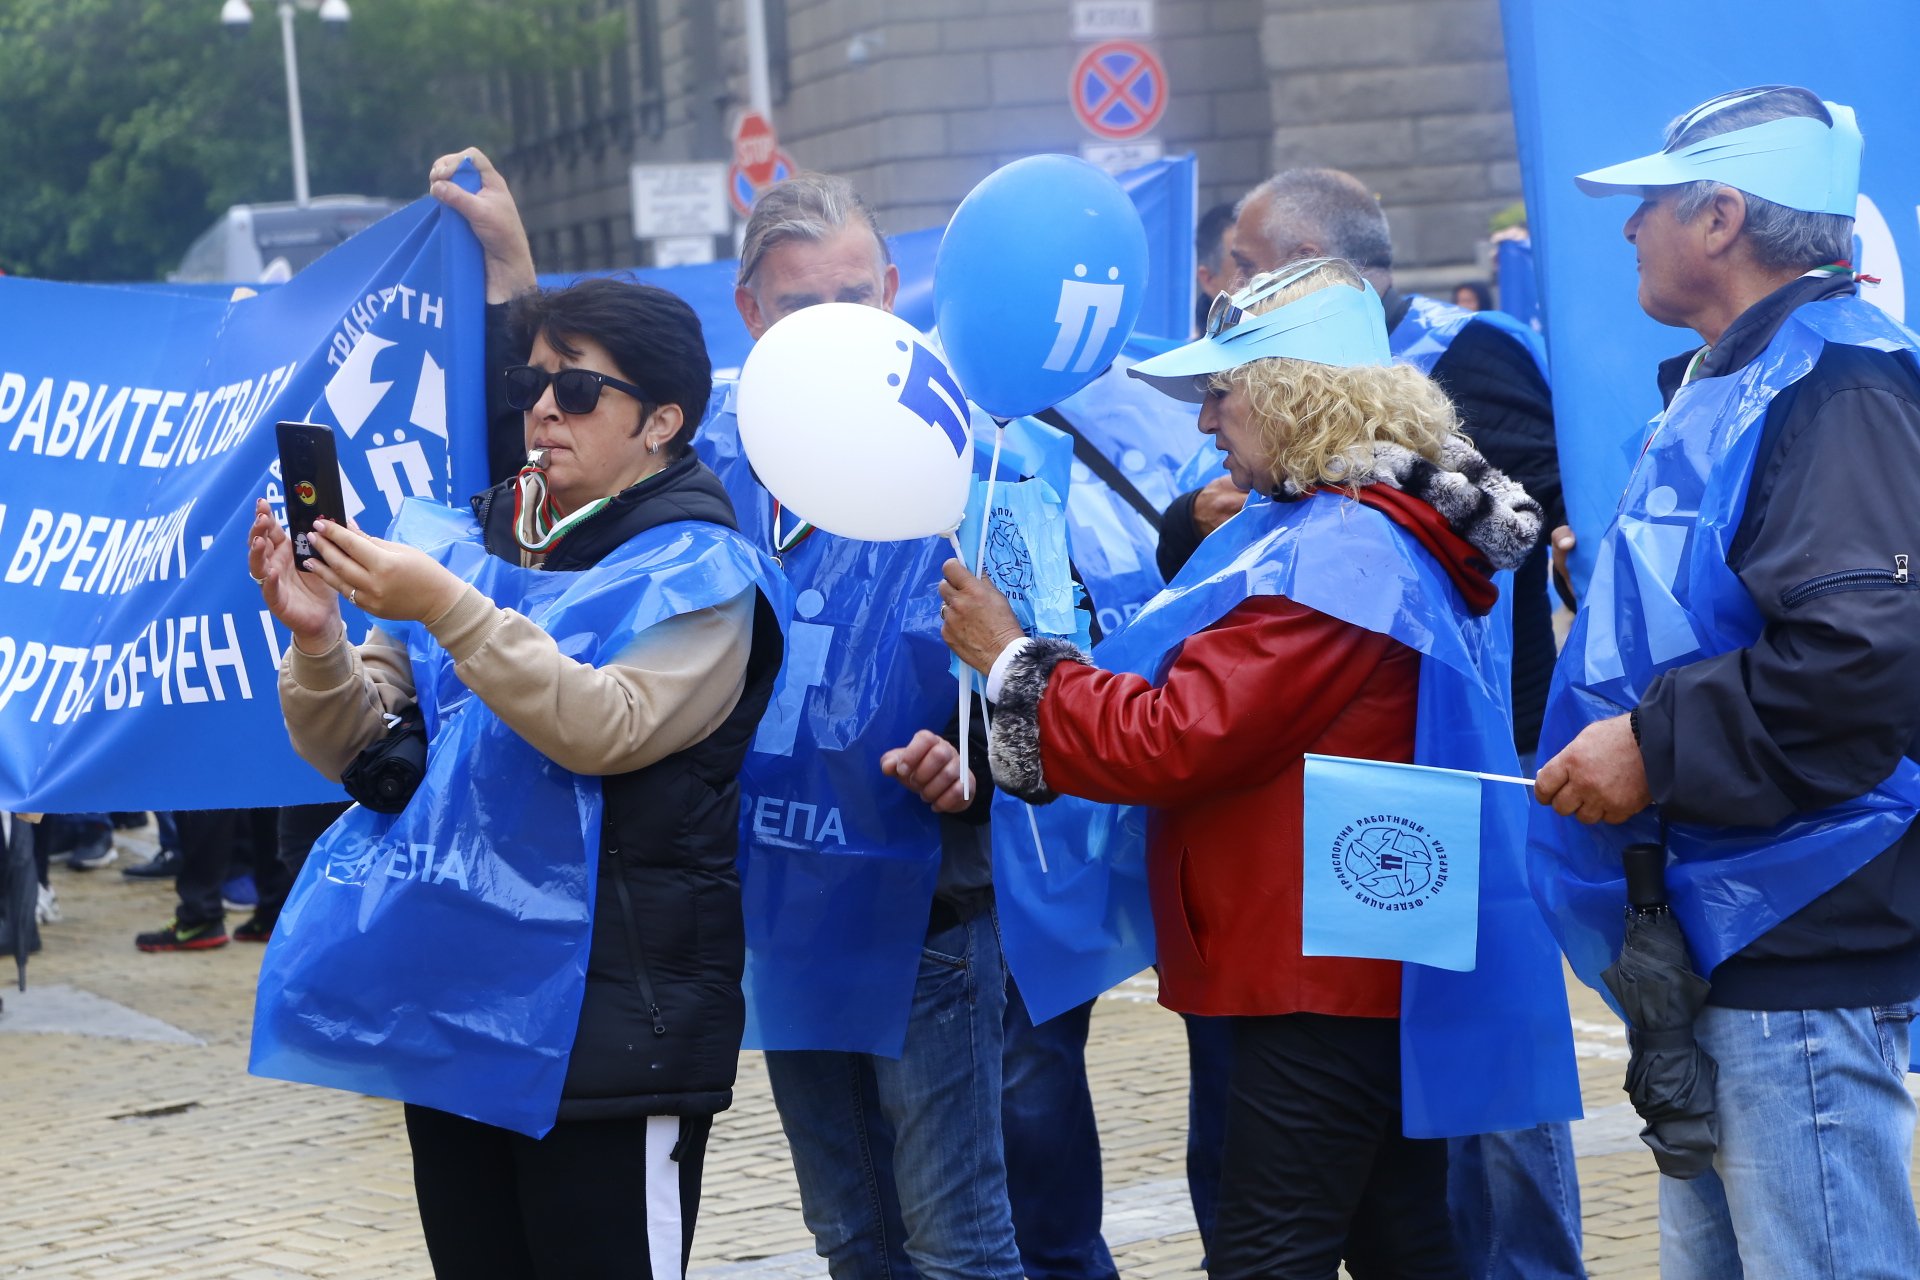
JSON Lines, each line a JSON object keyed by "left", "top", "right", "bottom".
{"left": 122, "top": 848, "right": 184, "bottom": 880}
{"left": 232, "top": 915, "right": 275, "bottom": 943}
{"left": 221, "top": 873, "right": 258, "bottom": 909}
{"left": 34, "top": 884, "right": 60, "bottom": 925}
{"left": 66, "top": 835, "right": 117, "bottom": 871}
{"left": 135, "top": 919, "right": 228, "bottom": 952}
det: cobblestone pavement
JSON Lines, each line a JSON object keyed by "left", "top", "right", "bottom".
{"left": 5, "top": 823, "right": 1918, "bottom": 1279}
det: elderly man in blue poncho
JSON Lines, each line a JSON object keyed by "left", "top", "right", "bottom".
{"left": 1534, "top": 86, "right": 1920, "bottom": 1277}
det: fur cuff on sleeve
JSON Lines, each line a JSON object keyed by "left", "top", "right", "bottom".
{"left": 988, "top": 637, "right": 1090, "bottom": 804}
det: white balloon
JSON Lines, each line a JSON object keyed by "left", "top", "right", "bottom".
{"left": 737, "top": 303, "right": 974, "bottom": 541}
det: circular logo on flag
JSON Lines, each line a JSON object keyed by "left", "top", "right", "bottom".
{"left": 294, "top": 480, "right": 318, "bottom": 506}
{"left": 1069, "top": 40, "right": 1168, "bottom": 141}
{"left": 1330, "top": 816, "right": 1449, "bottom": 910}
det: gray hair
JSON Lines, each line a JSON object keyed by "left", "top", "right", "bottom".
{"left": 1663, "top": 85, "right": 1853, "bottom": 271}
{"left": 1246, "top": 169, "right": 1393, "bottom": 272}
{"left": 736, "top": 171, "right": 891, "bottom": 287}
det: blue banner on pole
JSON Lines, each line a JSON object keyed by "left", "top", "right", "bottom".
{"left": 1500, "top": 0, "right": 1920, "bottom": 593}
{"left": 1302, "top": 755, "right": 1484, "bottom": 972}
{"left": 0, "top": 170, "right": 489, "bottom": 812}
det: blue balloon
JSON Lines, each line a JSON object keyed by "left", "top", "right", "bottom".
{"left": 934, "top": 155, "right": 1150, "bottom": 420}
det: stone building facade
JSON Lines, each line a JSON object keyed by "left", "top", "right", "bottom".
{"left": 495, "top": 0, "right": 1522, "bottom": 288}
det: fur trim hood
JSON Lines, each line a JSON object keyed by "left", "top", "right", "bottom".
{"left": 1277, "top": 436, "right": 1543, "bottom": 572}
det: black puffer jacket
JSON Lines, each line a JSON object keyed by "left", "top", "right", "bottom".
{"left": 470, "top": 452, "right": 783, "bottom": 1117}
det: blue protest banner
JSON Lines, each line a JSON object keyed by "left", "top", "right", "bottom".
{"left": 1500, "top": 0, "right": 1920, "bottom": 591}
{"left": 1301, "top": 755, "right": 1484, "bottom": 972}
{"left": 0, "top": 174, "right": 489, "bottom": 812}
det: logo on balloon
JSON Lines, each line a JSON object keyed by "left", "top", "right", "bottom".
{"left": 1043, "top": 265, "right": 1127, "bottom": 374}
{"left": 888, "top": 339, "right": 969, "bottom": 457}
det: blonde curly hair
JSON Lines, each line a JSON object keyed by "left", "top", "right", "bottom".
{"left": 1210, "top": 259, "right": 1460, "bottom": 493}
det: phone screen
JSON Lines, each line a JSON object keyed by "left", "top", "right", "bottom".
{"left": 275, "top": 421, "right": 347, "bottom": 571}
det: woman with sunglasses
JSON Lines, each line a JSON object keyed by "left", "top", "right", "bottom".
{"left": 932, "top": 260, "right": 1544, "bottom": 1278}
{"left": 251, "top": 269, "right": 785, "bottom": 1277}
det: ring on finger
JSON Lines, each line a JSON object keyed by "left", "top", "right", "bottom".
{"left": 348, "top": 587, "right": 358, "bottom": 606}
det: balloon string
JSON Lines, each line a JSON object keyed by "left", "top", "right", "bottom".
{"left": 1025, "top": 797, "right": 1050, "bottom": 875}
{"left": 942, "top": 435, "right": 1050, "bottom": 874}
{"left": 975, "top": 421, "right": 1006, "bottom": 576}
{"left": 947, "top": 530, "right": 973, "bottom": 804}
{"left": 972, "top": 695, "right": 1051, "bottom": 875}
{"left": 952, "top": 429, "right": 1008, "bottom": 808}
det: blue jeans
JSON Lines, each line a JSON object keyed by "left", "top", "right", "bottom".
{"left": 1002, "top": 987, "right": 1118, "bottom": 1280}
{"left": 764, "top": 909, "right": 1022, "bottom": 1280}
{"left": 1448, "top": 1125, "right": 1586, "bottom": 1278}
{"left": 1660, "top": 1003, "right": 1920, "bottom": 1279}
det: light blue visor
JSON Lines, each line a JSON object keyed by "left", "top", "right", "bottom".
{"left": 1576, "top": 97, "right": 1861, "bottom": 217}
{"left": 1128, "top": 275, "right": 1391, "bottom": 403}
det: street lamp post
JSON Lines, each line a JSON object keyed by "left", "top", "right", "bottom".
{"left": 220, "top": 0, "right": 351, "bottom": 208}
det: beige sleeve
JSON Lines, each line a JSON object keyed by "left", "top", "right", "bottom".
{"left": 279, "top": 628, "right": 418, "bottom": 782}
{"left": 422, "top": 583, "right": 755, "bottom": 776}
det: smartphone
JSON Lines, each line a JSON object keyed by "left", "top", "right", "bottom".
{"left": 275, "top": 421, "right": 347, "bottom": 571}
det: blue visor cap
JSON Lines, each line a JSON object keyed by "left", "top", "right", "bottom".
{"left": 1575, "top": 102, "right": 1862, "bottom": 217}
{"left": 1128, "top": 279, "right": 1392, "bottom": 403}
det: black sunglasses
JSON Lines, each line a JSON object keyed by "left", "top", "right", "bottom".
{"left": 502, "top": 364, "right": 651, "bottom": 416}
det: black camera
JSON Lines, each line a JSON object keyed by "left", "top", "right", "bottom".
{"left": 341, "top": 707, "right": 428, "bottom": 814}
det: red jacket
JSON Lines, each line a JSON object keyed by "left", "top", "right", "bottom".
{"left": 1035, "top": 486, "right": 1497, "bottom": 1019}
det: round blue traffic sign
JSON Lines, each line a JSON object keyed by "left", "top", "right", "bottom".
{"left": 1070, "top": 39, "right": 1167, "bottom": 141}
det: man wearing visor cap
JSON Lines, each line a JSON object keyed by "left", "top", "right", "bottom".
{"left": 1533, "top": 85, "right": 1920, "bottom": 1277}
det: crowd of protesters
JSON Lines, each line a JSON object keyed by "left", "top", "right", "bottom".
{"left": 8, "top": 79, "right": 1918, "bottom": 1280}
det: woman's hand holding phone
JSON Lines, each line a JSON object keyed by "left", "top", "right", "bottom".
{"left": 250, "top": 498, "right": 344, "bottom": 655}
{"left": 299, "top": 520, "right": 466, "bottom": 626}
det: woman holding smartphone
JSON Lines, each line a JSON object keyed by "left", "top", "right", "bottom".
{"left": 250, "top": 265, "right": 784, "bottom": 1277}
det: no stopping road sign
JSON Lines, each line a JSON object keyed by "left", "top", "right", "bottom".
{"left": 1070, "top": 39, "right": 1167, "bottom": 141}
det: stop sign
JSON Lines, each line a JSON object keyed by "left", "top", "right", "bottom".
{"left": 733, "top": 112, "right": 779, "bottom": 187}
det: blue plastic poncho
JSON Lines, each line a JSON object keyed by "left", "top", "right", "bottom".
{"left": 1047, "top": 359, "right": 1203, "bottom": 636}
{"left": 952, "top": 459, "right": 1157, "bottom": 1026}
{"left": 700, "top": 385, "right": 1080, "bottom": 1056}
{"left": 1532, "top": 296, "right": 1920, "bottom": 994}
{"left": 250, "top": 498, "right": 785, "bottom": 1138}
{"left": 1090, "top": 490, "right": 1582, "bottom": 1138}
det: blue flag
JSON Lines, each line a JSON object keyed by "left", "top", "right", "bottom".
{"left": 1302, "top": 755, "right": 1483, "bottom": 972}
{"left": 0, "top": 168, "right": 489, "bottom": 811}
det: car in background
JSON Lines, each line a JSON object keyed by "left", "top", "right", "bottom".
{"left": 168, "top": 196, "right": 403, "bottom": 283}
